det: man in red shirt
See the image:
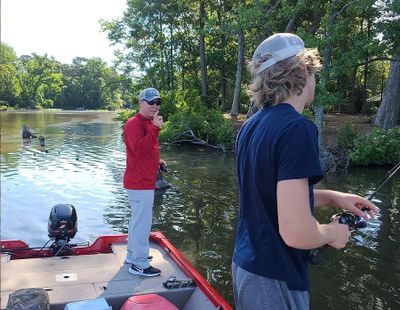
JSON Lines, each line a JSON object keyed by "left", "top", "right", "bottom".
{"left": 123, "top": 87, "right": 166, "bottom": 277}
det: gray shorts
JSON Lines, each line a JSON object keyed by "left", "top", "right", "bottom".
{"left": 232, "top": 262, "right": 309, "bottom": 310}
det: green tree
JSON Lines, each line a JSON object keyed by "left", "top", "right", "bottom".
{"left": 17, "top": 54, "right": 63, "bottom": 108}
{"left": 56, "top": 57, "right": 124, "bottom": 109}
{"left": 101, "top": 0, "right": 186, "bottom": 91}
{"left": 100, "top": 0, "right": 396, "bottom": 130}
{"left": 0, "top": 44, "right": 21, "bottom": 106}
{"left": 80, "top": 58, "right": 109, "bottom": 109}
{"left": 55, "top": 58, "right": 87, "bottom": 109}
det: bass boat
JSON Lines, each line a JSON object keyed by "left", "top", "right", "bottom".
{"left": 1, "top": 204, "right": 232, "bottom": 310}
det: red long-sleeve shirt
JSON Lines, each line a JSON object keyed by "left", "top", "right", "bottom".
{"left": 123, "top": 113, "right": 160, "bottom": 190}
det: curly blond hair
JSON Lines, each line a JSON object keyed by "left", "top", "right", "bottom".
{"left": 248, "top": 48, "right": 321, "bottom": 109}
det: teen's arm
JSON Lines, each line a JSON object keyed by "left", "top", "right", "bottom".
{"left": 277, "top": 179, "right": 351, "bottom": 250}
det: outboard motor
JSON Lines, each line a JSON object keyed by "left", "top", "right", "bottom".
{"left": 48, "top": 204, "right": 78, "bottom": 243}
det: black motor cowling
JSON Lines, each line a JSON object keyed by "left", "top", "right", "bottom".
{"left": 48, "top": 204, "right": 77, "bottom": 241}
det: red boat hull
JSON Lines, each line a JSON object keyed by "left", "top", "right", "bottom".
{"left": 1, "top": 232, "right": 232, "bottom": 310}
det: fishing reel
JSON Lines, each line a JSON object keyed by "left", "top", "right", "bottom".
{"left": 330, "top": 211, "right": 366, "bottom": 231}
{"left": 309, "top": 211, "right": 366, "bottom": 265}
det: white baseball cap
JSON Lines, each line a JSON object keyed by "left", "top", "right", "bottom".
{"left": 252, "top": 33, "right": 305, "bottom": 75}
{"left": 139, "top": 88, "right": 161, "bottom": 102}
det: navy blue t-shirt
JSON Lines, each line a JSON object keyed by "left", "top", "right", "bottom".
{"left": 233, "top": 103, "right": 324, "bottom": 291}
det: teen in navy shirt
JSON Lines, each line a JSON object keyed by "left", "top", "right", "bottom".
{"left": 232, "top": 33, "right": 378, "bottom": 310}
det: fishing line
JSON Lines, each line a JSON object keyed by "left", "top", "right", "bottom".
{"left": 163, "top": 169, "right": 235, "bottom": 209}
{"left": 113, "top": 148, "right": 235, "bottom": 208}
{"left": 366, "top": 161, "right": 400, "bottom": 200}
{"left": 310, "top": 161, "right": 400, "bottom": 265}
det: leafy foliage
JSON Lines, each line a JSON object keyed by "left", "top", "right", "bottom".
{"left": 2, "top": 0, "right": 399, "bottom": 117}
{"left": 116, "top": 90, "right": 235, "bottom": 149}
{"left": 56, "top": 57, "right": 125, "bottom": 109}
{"left": 349, "top": 128, "right": 400, "bottom": 165}
{"left": 0, "top": 44, "right": 130, "bottom": 110}
{"left": 302, "top": 107, "right": 315, "bottom": 121}
{"left": 114, "top": 109, "right": 136, "bottom": 123}
{"left": 159, "top": 102, "right": 235, "bottom": 149}
{"left": 337, "top": 122, "right": 359, "bottom": 149}
{"left": 17, "top": 54, "right": 63, "bottom": 108}
{"left": 158, "top": 91, "right": 178, "bottom": 121}
{"left": 0, "top": 44, "right": 20, "bottom": 106}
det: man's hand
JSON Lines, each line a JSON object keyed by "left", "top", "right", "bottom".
{"left": 159, "top": 159, "right": 168, "bottom": 172}
{"left": 152, "top": 111, "right": 164, "bottom": 128}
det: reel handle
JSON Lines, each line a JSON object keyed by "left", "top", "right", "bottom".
{"left": 309, "top": 212, "right": 366, "bottom": 265}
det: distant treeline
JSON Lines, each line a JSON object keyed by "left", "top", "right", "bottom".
{"left": 0, "top": 46, "right": 135, "bottom": 110}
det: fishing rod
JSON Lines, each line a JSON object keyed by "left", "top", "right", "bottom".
{"left": 366, "top": 161, "right": 400, "bottom": 200}
{"left": 160, "top": 164, "right": 234, "bottom": 209}
{"left": 309, "top": 161, "right": 400, "bottom": 265}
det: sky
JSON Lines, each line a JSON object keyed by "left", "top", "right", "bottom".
{"left": 1, "top": 0, "right": 127, "bottom": 65}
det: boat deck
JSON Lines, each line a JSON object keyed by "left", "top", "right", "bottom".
{"left": 1, "top": 241, "right": 217, "bottom": 309}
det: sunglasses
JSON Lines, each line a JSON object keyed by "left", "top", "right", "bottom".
{"left": 145, "top": 99, "right": 162, "bottom": 106}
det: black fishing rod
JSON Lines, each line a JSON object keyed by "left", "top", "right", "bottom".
{"left": 309, "top": 161, "right": 400, "bottom": 265}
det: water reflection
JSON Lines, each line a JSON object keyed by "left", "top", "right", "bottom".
{"left": 1, "top": 111, "right": 399, "bottom": 308}
{"left": 311, "top": 169, "right": 400, "bottom": 310}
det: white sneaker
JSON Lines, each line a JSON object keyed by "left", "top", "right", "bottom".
{"left": 129, "top": 264, "right": 160, "bottom": 277}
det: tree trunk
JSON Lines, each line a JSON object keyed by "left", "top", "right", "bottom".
{"left": 375, "top": 56, "right": 400, "bottom": 132}
{"left": 361, "top": 18, "right": 371, "bottom": 113}
{"left": 314, "top": 105, "right": 325, "bottom": 151}
{"left": 199, "top": 1, "right": 208, "bottom": 106}
{"left": 219, "top": 77, "right": 227, "bottom": 110}
{"left": 159, "top": 12, "right": 166, "bottom": 90}
{"left": 169, "top": 23, "right": 175, "bottom": 91}
{"left": 231, "top": 27, "right": 244, "bottom": 118}
{"left": 309, "top": 5, "right": 324, "bottom": 34}
{"left": 216, "top": 2, "right": 227, "bottom": 111}
{"left": 285, "top": 0, "right": 305, "bottom": 32}
{"left": 315, "top": 0, "right": 339, "bottom": 149}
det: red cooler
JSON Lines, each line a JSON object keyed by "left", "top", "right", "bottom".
{"left": 120, "top": 294, "right": 178, "bottom": 310}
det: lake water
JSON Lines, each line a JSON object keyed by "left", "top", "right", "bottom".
{"left": 1, "top": 110, "right": 399, "bottom": 309}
